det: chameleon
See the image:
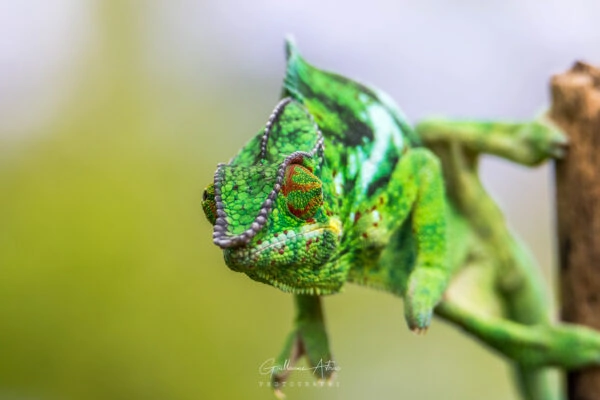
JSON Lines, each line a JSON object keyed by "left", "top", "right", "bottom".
{"left": 201, "top": 38, "right": 600, "bottom": 399}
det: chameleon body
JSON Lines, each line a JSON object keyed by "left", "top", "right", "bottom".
{"left": 202, "top": 39, "right": 600, "bottom": 399}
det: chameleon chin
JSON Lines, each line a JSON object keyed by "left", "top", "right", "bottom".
{"left": 201, "top": 37, "right": 595, "bottom": 400}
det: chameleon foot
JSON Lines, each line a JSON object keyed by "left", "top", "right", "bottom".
{"left": 271, "top": 329, "right": 336, "bottom": 387}
{"left": 523, "top": 118, "right": 569, "bottom": 162}
{"left": 271, "top": 295, "right": 336, "bottom": 395}
{"left": 404, "top": 268, "right": 447, "bottom": 331}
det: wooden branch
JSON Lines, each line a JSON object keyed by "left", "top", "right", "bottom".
{"left": 551, "top": 61, "right": 600, "bottom": 399}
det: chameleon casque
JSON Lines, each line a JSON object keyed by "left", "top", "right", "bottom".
{"left": 202, "top": 38, "right": 600, "bottom": 399}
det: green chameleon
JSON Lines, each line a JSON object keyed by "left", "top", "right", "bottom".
{"left": 202, "top": 38, "right": 600, "bottom": 399}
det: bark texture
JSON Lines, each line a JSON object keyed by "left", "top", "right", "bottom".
{"left": 551, "top": 61, "right": 600, "bottom": 400}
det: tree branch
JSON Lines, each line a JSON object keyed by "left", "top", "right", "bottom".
{"left": 551, "top": 61, "right": 600, "bottom": 400}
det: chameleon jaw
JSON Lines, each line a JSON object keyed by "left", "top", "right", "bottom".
{"left": 251, "top": 218, "right": 341, "bottom": 255}
{"left": 253, "top": 270, "right": 343, "bottom": 296}
{"left": 223, "top": 219, "right": 344, "bottom": 295}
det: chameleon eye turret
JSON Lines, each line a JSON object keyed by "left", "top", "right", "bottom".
{"left": 282, "top": 163, "right": 323, "bottom": 220}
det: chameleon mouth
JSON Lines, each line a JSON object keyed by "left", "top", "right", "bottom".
{"left": 226, "top": 217, "right": 341, "bottom": 259}
{"left": 253, "top": 219, "right": 341, "bottom": 256}
{"left": 253, "top": 270, "right": 342, "bottom": 295}
{"left": 223, "top": 218, "right": 343, "bottom": 294}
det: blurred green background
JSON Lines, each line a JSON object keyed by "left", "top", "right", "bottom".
{"left": 1, "top": 1, "right": 599, "bottom": 399}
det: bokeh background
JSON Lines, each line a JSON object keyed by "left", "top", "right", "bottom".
{"left": 1, "top": 1, "right": 599, "bottom": 399}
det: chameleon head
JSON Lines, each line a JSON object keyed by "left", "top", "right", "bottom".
{"left": 202, "top": 151, "right": 344, "bottom": 295}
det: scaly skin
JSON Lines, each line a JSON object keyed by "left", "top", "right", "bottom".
{"left": 202, "top": 38, "right": 600, "bottom": 399}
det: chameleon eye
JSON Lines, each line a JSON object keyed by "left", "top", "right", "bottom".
{"left": 282, "top": 164, "right": 323, "bottom": 220}
{"left": 202, "top": 183, "right": 217, "bottom": 225}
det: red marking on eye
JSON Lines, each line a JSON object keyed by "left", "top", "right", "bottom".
{"left": 274, "top": 233, "right": 279, "bottom": 237}
{"left": 279, "top": 249, "right": 285, "bottom": 255}
{"left": 362, "top": 233, "right": 368, "bottom": 239}
{"left": 282, "top": 164, "right": 323, "bottom": 220}
{"left": 354, "top": 211, "right": 362, "bottom": 223}
{"left": 233, "top": 185, "right": 238, "bottom": 191}
{"left": 257, "top": 240, "right": 262, "bottom": 245}
{"left": 306, "top": 218, "right": 315, "bottom": 223}
{"left": 283, "top": 230, "right": 288, "bottom": 234}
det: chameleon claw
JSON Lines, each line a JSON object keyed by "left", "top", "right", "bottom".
{"left": 411, "top": 327, "right": 429, "bottom": 336}
{"left": 547, "top": 137, "right": 569, "bottom": 159}
{"left": 273, "top": 388, "right": 286, "bottom": 400}
{"left": 405, "top": 305, "right": 433, "bottom": 333}
{"left": 528, "top": 116, "right": 570, "bottom": 162}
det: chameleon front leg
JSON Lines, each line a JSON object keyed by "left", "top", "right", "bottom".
{"left": 272, "top": 295, "right": 335, "bottom": 394}
{"left": 382, "top": 149, "right": 449, "bottom": 331}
